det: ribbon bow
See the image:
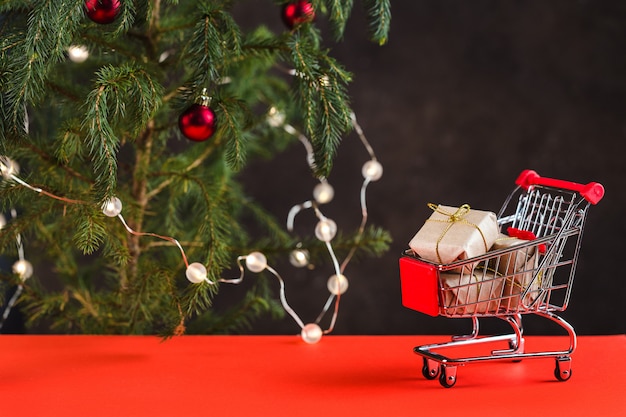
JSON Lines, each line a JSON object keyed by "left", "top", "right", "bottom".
{"left": 427, "top": 203, "right": 471, "bottom": 222}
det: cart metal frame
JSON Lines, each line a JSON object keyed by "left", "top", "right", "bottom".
{"left": 399, "top": 170, "right": 604, "bottom": 388}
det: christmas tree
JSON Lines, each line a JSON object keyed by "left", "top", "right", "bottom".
{"left": 0, "top": 0, "right": 391, "bottom": 338}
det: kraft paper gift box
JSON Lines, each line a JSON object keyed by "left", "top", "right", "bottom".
{"left": 441, "top": 269, "right": 504, "bottom": 316}
{"left": 490, "top": 233, "right": 541, "bottom": 310}
{"left": 409, "top": 204, "right": 499, "bottom": 271}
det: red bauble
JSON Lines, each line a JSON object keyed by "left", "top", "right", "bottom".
{"left": 281, "top": 1, "right": 315, "bottom": 29}
{"left": 84, "top": 0, "right": 121, "bottom": 25}
{"left": 178, "top": 104, "right": 217, "bottom": 142}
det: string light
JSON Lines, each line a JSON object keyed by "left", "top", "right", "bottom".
{"left": 0, "top": 208, "right": 28, "bottom": 331}
{"left": 327, "top": 274, "right": 349, "bottom": 295}
{"left": 185, "top": 262, "right": 209, "bottom": 284}
{"left": 0, "top": 156, "right": 20, "bottom": 179}
{"left": 289, "top": 247, "right": 310, "bottom": 268}
{"left": 101, "top": 197, "right": 123, "bottom": 217}
{"left": 313, "top": 181, "right": 334, "bottom": 204}
{"left": 0, "top": 105, "right": 381, "bottom": 342}
{"left": 260, "top": 106, "right": 382, "bottom": 341}
{"left": 67, "top": 45, "right": 89, "bottom": 63}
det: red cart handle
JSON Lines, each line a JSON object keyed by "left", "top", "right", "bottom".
{"left": 515, "top": 169, "right": 604, "bottom": 205}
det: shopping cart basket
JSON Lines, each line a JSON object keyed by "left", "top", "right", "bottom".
{"left": 399, "top": 170, "right": 604, "bottom": 388}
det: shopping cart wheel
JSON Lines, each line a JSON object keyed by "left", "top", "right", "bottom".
{"left": 554, "top": 357, "right": 572, "bottom": 382}
{"left": 509, "top": 339, "right": 524, "bottom": 363}
{"left": 421, "top": 358, "right": 439, "bottom": 380}
{"left": 439, "top": 365, "right": 457, "bottom": 388}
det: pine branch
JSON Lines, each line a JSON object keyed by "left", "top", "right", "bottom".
{"left": 146, "top": 133, "right": 227, "bottom": 201}
{"left": 109, "top": 0, "right": 136, "bottom": 37}
{"left": 183, "top": 3, "right": 242, "bottom": 89}
{"left": 56, "top": 119, "right": 87, "bottom": 164}
{"left": 241, "top": 27, "right": 288, "bottom": 60}
{"left": 363, "top": 0, "right": 391, "bottom": 45}
{"left": 288, "top": 35, "right": 352, "bottom": 178}
{"left": 240, "top": 198, "right": 294, "bottom": 245}
{"left": 182, "top": 280, "right": 218, "bottom": 317}
{"left": 0, "top": 0, "right": 392, "bottom": 335}
{"left": 188, "top": 282, "right": 284, "bottom": 334}
{"left": 4, "top": 0, "right": 83, "bottom": 134}
{"left": 123, "top": 268, "right": 175, "bottom": 333}
{"left": 156, "top": 169, "right": 235, "bottom": 318}
{"left": 214, "top": 97, "right": 252, "bottom": 172}
{"left": 0, "top": 1, "right": 31, "bottom": 13}
{"left": 325, "top": 0, "right": 354, "bottom": 40}
{"left": 83, "top": 64, "right": 162, "bottom": 202}
{"left": 83, "top": 83, "right": 119, "bottom": 201}
{"left": 71, "top": 205, "right": 108, "bottom": 255}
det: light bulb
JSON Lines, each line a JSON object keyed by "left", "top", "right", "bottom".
{"left": 0, "top": 214, "right": 6, "bottom": 230}
{"left": 67, "top": 45, "right": 89, "bottom": 63}
{"left": 158, "top": 50, "right": 171, "bottom": 63}
{"left": 102, "top": 197, "right": 123, "bottom": 217}
{"left": 12, "top": 259, "right": 33, "bottom": 280}
{"left": 245, "top": 251, "right": 267, "bottom": 273}
{"left": 186, "top": 262, "right": 207, "bottom": 283}
{"left": 289, "top": 248, "right": 310, "bottom": 268}
{"left": 0, "top": 156, "right": 19, "bottom": 179}
{"left": 267, "top": 107, "right": 286, "bottom": 127}
{"left": 362, "top": 160, "right": 383, "bottom": 181}
{"left": 327, "top": 274, "right": 349, "bottom": 295}
{"left": 301, "top": 323, "right": 323, "bottom": 344}
{"left": 314, "top": 218, "right": 337, "bottom": 242}
{"left": 313, "top": 182, "right": 334, "bottom": 204}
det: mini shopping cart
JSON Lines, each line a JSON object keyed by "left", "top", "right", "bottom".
{"left": 399, "top": 170, "right": 604, "bottom": 388}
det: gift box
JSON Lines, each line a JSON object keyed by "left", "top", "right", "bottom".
{"left": 441, "top": 268, "right": 504, "bottom": 316}
{"left": 490, "top": 231, "right": 542, "bottom": 310}
{"left": 409, "top": 204, "right": 499, "bottom": 270}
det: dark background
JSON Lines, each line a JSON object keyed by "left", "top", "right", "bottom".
{"left": 234, "top": 0, "right": 626, "bottom": 336}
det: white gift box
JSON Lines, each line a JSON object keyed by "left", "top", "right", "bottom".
{"left": 409, "top": 204, "right": 499, "bottom": 268}
{"left": 490, "top": 233, "right": 542, "bottom": 310}
{"left": 441, "top": 269, "right": 504, "bottom": 315}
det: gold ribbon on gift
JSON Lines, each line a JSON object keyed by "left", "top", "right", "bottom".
{"left": 426, "top": 203, "right": 489, "bottom": 264}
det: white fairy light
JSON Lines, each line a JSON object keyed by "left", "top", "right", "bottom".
{"left": 362, "top": 160, "right": 383, "bottom": 182}
{"left": 301, "top": 323, "right": 323, "bottom": 344}
{"left": 327, "top": 274, "right": 349, "bottom": 295}
{"left": 267, "top": 107, "right": 286, "bottom": 127}
{"left": 67, "top": 45, "right": 89, "bottom": 63}
{"left": 102, "top": 197, "right": 123, "bottom": 217}
{"left": 158, "top": 51, "right": 170, "bottom": 63}
{"left": 245, "top": 251, "right": 267, "bottom": 273}
{"left": 289, "top": 248, "right": 310, "bottom": 268}
{"left": 0, "top": 156, "right": 19, "bottom": 179}
{"left": 276, "top": 95, "right": 383, "bottom": 341}
{"left": 314, "top": 218, "right": 337, "bottom": 242}
{"left": 218, "top": 76, "right": 232, "bottom": 85}
{"left": 186, "top": 262, "right": 208, "bottom": 284}
{"left": 12, "top": 259, "right": 33, "bottom": 281}
{"left": 1, "top": 102, "right": 382, "bottom": 343}
{"left": 313, "top": 181, "right": 334, "bottom": 204}
{"left": 0, "top": 206, "right": 28, "bottom": 330}
{"left": 0, "top": 285, "right": 23, "bottom": 331}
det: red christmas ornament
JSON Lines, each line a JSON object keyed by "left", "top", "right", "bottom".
{"left": 281, "top": 1, "right": 315, "bottom": 29}
{"left": 84, "top": 0, "right": 121, "bottom": 25}
{"left": 178, "top": 103, "right": 217, "bottom": 142}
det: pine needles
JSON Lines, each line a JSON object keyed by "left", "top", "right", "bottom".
{"left": 0, "top": 0, "right": 392, "bottom": 335}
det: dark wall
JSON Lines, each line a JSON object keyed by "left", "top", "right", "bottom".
{"left": 235, "top": 1, "right": 626, "bottom": 335}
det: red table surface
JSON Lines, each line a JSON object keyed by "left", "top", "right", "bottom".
{"left": 1, "top": 335, "right": 625, "bottom": 416}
